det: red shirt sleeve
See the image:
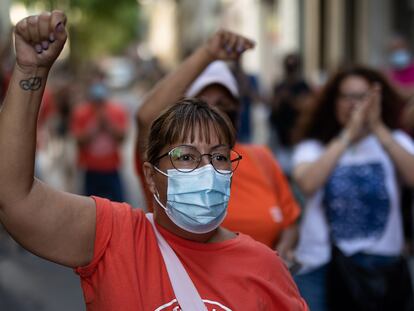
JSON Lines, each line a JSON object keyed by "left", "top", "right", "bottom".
{"left": 75, "top": 196, "right": 113, "bottom": 278}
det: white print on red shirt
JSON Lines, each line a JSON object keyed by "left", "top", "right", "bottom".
{"left": 155, "top": 298, "right": 232, "bottom": 311}
{"left": 270, "top": 206, "right": 284, "bottom": 223}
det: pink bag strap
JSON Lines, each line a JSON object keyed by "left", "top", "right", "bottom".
{"left": 146, "top": 213, "right": 208, "bottom": 311}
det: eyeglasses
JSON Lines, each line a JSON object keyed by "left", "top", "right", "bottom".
{"left": 154, "top": 145, "right": 242, "bottom": 174}
{"left": 338, "top": 91, "right": 371, "bottom": 102}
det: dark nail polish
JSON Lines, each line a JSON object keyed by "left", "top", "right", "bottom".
{"left": 56, "top": 22, "right": 65, "bottom": 33}
{"left": 41, "top": 41, "right": 49, "bottom": 50}
{"left": 35, "top": 44, "right": 42, "bottom": 53}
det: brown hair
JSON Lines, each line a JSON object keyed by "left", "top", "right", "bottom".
{"left": 146, "top": 98, "right": 236, "bottom": 164}
{"left": 302, "top": 66, "right": 405, "bottom": 144}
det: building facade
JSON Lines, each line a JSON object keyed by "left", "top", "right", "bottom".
{"left": 141, "top": 0, "right": 413, "bottom": 90}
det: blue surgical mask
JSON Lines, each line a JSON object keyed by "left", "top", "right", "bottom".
{"left": 153, "top": 164, "right": 231, "bottom": 234}
{"left": 389, "top": 49, "right": 411, "bottom": 69}
{"left": 89, "top": 83, "right": 108, "bottom": 102}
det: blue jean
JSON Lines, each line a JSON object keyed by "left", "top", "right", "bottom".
{"left": 84, "top": 170, "right": 124, "bottom": 202}
{"left": 294, "top": 253, "right": 401, "bottom": 311}
{"left": 294, "top": 264, "right": 329, "bottom": 311}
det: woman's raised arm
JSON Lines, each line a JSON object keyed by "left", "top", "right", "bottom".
{"left": 0, "top": 11, "right": 96, "bottom": 268}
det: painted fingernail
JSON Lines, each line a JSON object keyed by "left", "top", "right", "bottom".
{"left": 49, "top": 33, "right": 55, "bottom": 42}
{"left": 56, "top": 22, "right": 65, "bottom": 32}
{"left": 35, "top": 44, "right": 43, "bottom": 53}
{"left": 41, "top": 41, "right": 49, "bottom": 50}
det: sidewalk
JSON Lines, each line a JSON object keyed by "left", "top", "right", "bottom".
{"left": 0, "top": 237, "right": 84, "bottom": 311}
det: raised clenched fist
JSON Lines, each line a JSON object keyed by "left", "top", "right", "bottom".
{"left": 203, "top": 29, "right": 255, "bottom": 61}
{"left": 14, "top": 10, "right": 67, "bottom": 72}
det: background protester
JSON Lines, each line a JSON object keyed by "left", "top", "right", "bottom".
{"left": 292, "top": 66, "right": 414, "bottom": 310}
{"left": 70, "top": 78, "right": 128, "bottom": 202}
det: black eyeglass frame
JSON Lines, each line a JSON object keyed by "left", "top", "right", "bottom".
{"left": 153, "top": 144, "right": 242, "bottom": 174}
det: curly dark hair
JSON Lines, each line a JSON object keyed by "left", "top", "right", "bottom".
{"left": 303, "top": 66, "right": 405, "bottom": 144}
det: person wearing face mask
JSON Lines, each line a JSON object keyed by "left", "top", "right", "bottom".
{"left": 291, "top": 66, "right": 414, "bottom": 311}
{"left": 135, "top": 30, "right": 301, "bottom": 266}
{"left": 0, "top": 12, "right": 308, "bottom": 310}
{"left": 386, "top": 34, "right": 414, "bottom": 274}
{"left": 387, "top": 35, "right": 414, "bottom": 94}
{"left": 70, "top": 77, "right": 128, "bottom": 202}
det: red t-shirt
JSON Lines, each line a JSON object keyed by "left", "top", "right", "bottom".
{"left": 71, "top": 102, "right": 128, "bottom": 171}
{"left": 135, "top": 143, "right": 300, "bottom": 247}
{"left": 75, "top": 197, "right": 308, "bottom": 311}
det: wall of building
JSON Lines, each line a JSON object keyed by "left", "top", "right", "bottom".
{"left": 300, "top": 0, "right": 395, "bottom": 84}
{"left": 141, "top": 0, "right": 302, "bottom": 93}
{"left": 0, "top": 0, "right": 12, "bottom": 55}
{"left": 141, "top": 0, "right": 401, "bottom": 90}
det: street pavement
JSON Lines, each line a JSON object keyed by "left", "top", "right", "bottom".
{"left": 0, "top": 236, "right": 84, "bottom": 311}
{"left": 0, "top": 119, "right": 145, "bottom": 311}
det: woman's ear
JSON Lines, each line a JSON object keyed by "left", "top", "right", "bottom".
{"left": 143, "top": 162, "right": 157, "bottom": 195}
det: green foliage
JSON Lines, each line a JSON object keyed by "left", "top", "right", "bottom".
{"left": 72, "top": 2, "right": 139, "bottom": 58}
{"left": 14, "top": 0, "right": 139, "bottom": 62}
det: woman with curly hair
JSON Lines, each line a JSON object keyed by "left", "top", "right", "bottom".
{"left": 292, "top": 66, "right": 414, "bottom": 310}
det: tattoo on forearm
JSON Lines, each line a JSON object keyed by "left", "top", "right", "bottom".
{"left": 19, "top": 77, "right": 42, "bottom": 91}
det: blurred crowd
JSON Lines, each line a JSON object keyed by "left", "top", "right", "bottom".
{"left": 1, "top": 22, "right": 414, "bottom": 310}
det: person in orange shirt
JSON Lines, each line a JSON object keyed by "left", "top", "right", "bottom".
{"left": 71, "top": 81, "right": 128, "bottom": 202}
{"left": 135, "top": 30, "right": 301, "bottom": 258}
{"left": 0, "top": 12, "right": 308, "bottom": 310}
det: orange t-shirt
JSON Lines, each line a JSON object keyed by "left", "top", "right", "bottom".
{"left": 76, "top": 197, "right": 308, "bottom": 311}
{"left": 135, "top": 143, "right": 300, "bottom": 248}
{"left": 223, "top": 143, "right": 300, "bottom": 247}
{"left": 71, "top": 102, "right": 128, "bottom": 171}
